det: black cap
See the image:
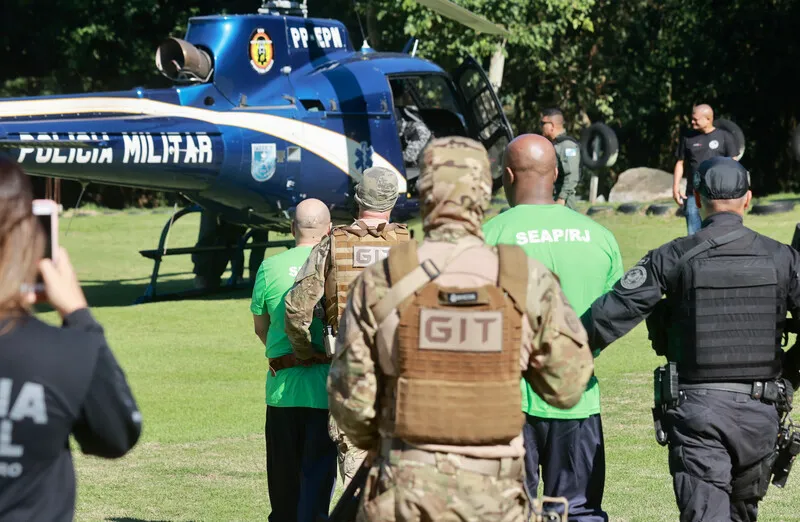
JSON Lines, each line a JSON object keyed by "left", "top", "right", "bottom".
{"left": 694, "top": 157, "right": 750, "bottom": 200}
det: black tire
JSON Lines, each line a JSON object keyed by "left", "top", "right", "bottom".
{"left": 768, "top": 199, "right": 796, "bottom": 211}
{"left": 792, "top": 125, "right": 800, "bottom": 161}
{"left": 715, "top": 118, "right": 745, "bottom": 159}
{"left": 750, "top": 202, "right": 795, "bottom": 215}
{"left": 616, "top": 203, "right": 641, "bottom": 214}
{"left": 586, "top": 206, "right": 614, "bottom": 216}
{"left": 580, "top": 123, "right": 619, "bottom": 169}
{"left": 646, "top": 203, "right": 673, "bottom": 216}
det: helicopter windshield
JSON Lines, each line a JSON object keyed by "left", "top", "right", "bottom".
{"left": 390, "top": 75, "right": 468, "bottom": 139}
{"left": 391, "top": 76, "right": 460, "bottom": 115}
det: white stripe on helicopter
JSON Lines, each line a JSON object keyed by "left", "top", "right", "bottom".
{"left": 0, "top": 97, "right": 407, "bottom": 192}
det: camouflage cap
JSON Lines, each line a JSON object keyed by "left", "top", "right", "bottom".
{"left": 354, "top": 166, "right": 399, "bottom": 212}
{"left": 416, "top": 136, "right": 491, "bottom": 241}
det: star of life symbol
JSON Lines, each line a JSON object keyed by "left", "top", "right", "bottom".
{"left": 354, "top": 141, "right": 373, "bottom": 174}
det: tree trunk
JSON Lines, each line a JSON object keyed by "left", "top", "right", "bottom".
{"left": 366, "top": 2, "right": 380, "bottom": 50}
{"left": 488, "top": 40, "right": 506, "bottom": 91}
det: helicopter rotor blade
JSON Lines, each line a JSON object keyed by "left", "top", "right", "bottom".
{"left": 409, "top": 0, "right": 510, "bottom": 36}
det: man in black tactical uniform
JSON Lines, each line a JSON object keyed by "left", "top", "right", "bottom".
{"left": 581, "top": 157, "right": 800, "bottom": 522}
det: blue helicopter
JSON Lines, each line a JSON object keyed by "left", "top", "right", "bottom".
{"left": 0, "top": 0, "right": 609, "bottom": 301}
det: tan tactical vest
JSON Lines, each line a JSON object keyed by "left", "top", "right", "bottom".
{"left": 387, "top": 241, "right": 528, "bottom": 445}
{"left": 324, "top": 220, "right": 410, "bottom": 331}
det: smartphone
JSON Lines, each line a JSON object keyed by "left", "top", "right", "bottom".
{"left": 32, "top": 199, "right": 59, "bottom": 292}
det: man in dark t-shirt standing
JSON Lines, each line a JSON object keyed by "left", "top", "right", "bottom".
{"left": 673, "top": 104, "right": 740, "bottom": 235}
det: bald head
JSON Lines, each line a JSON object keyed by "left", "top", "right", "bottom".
{"left": 502, "top": 134, "right": 559, "bottom": 207}
{"left": 505, "top": 134, "right": 557, "bottom": 175}
{"left": 691, "top": 104, "right": 715, "bottom": 133}
{"left": 293, "top": 198, "right": 331, "bottom": 245}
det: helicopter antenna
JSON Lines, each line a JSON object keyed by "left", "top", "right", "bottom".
{"left": 258, "top": 0, "right": 307, "bottom": 17}
{"left": 350, "top": 0, "right": 369, "bottom": 49}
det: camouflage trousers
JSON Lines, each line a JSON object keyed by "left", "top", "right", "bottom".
{"left": 355, "top": 455, "right": 529, "bottom": 522}
{"left": 328, "top": 414, "right": 367, "bottom": 488}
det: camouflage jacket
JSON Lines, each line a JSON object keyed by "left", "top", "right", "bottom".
{"left": 397, "top": 107, "right": 432, "bottom": 166}
{"left": 285, "top": 219, "right": 390, "bottom": 360}
{"left": 327, "top": 236, "right": 594, "bottom": 456}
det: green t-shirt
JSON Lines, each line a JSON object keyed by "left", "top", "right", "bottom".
{"left": 483, "top": 204, "right": 624, "bottom": 419}
{"left": 250, "top": 246, "right": 328, "bottom": 409}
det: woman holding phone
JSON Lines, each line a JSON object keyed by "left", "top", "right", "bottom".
{"left": 0, "top": 156, "right": 142, "bottom": 521}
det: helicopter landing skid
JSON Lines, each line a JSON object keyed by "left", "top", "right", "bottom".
{"left": 134, "top": 204, "right": 293, "bottom": 304}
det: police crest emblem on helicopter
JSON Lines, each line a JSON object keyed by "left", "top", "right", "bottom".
{"left": 249, "top": 28, "right": 274, "bottom": 74}
{"left": 251, "top": 143, "right": 277, "bottom": 181}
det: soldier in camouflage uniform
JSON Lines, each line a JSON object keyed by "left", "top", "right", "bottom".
{"left": 285, "top": 167, "right": 409, "bottom": 489}
{"left": 541, "top": 108, "right": 582, "bottom": 210}
{"left": 328, "top": 136, "right": 595, "bottom": 521}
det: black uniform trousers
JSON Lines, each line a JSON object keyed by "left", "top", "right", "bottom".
{"left": 265, "top": 406, "right": 338, "bottom": 522}
{"left": 192, "top": 211, "right": 269, "bottom": 284}
{"left": 665, "top": 389, "right": 780, "bottom": 522}
{"left": 522, "top": 414, "right": 608, "bottom": 522}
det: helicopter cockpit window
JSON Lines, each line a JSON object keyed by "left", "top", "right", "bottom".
{"left": 390, "top": 76, "right": 468, "bottom": 140}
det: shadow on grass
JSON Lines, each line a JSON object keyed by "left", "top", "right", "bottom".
{"left": 81, "top": 277, "right": 255, "bottom": 308}
{"left": 33, "top": 272, "right": 255, "bottom": 311}
{"left": 107, "top": 518, "right": 194, "bottom": 522}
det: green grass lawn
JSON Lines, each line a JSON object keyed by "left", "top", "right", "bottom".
{"left": 41, "top": 203, "right": 800, "bottom": 521}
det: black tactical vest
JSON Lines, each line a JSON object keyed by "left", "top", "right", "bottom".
{"left": 668, "top": 229, "right": 784, "bottom": 382}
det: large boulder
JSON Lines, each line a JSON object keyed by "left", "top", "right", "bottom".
{"left": 608, "top": 167, "right": 687, "bottom": 203}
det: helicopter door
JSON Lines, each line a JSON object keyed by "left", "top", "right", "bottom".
{"left": 453, "top": 56, "right": 513, "bottom": 188}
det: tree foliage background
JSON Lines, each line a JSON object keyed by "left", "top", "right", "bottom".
{"left": 2, "top": 0, "right": 799, "bottom": 206}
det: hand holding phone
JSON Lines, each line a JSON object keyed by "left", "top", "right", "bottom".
{"left": 32, "top": 199, "right": 59, "bottom": 293}
{"left": 38, "top": 247, "right": 88, "bottom": 318}
{"left": 29, "top": 200, "right": 88, "bottom": 317}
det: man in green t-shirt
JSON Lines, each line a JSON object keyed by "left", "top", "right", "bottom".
{"left": 250, "top": 198, "right": 336, "bottom": 522}
{"left": 484, "top": 134, "right": 623, "bottom": 522}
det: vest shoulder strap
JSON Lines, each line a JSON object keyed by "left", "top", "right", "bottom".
{"left": 340, "top": 221, "right": 369, "bottom": 237}
{"left": 377, "top": 222, "right": 410, "bottom": 239}
{"left": 373, "top": 241, "right": 426, "bottom": 323}
{"left": 387, "top": 240, "right": 419, "bottom": 285}
{"left": 339, "top": 221, "right": 410, "bottom": 239}
{"left": 331, "top": 225, "right": 351, "bottom": 239}
{"left": 497, "top": 244, "right": 528, "bottom": 311}
{"left": 667, "top": 227, "right": 751, "bottom": 284}
{"left": 374, "top": 239, "right": 480, "bottom": 324}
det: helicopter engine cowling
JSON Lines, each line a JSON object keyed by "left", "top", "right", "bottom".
{"left": 156, "top": 38, "right": 213, "bottom": 83}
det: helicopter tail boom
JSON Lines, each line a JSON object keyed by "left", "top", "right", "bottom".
{"left": 0, "top": 112, "right": 225, "bottom": 191}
